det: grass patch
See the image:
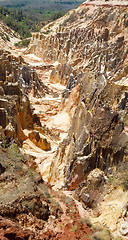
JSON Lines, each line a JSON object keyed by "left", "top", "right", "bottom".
{"left": 9, "top": 143, "right": 22, "bottom": 162}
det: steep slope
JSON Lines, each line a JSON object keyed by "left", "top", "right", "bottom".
{"left": 28, "top": 0, "right": 128, "bottom": 187}
{"left": 0, "top": 20, "right": 19, "bottom": 50}
{"left": 0, "top": 1, "right": 128, "bottom": 238}
{"left": 26, "top": 1, "right": 128, "bottom": 236}
{"left": 0, "top": 22, "right": 97, "bottom": 240}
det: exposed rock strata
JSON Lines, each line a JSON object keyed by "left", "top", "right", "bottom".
{"left": 0, "top": 49, "right": 54, "bottom": 148}
{"left": 0, "top": 1, "right": 128, "bottom": 238}
{"left": 0, "top": 20, "right": 20, "bottom": 51}
{"left": 29, "top": 3, "right": 128, "bottom": 188}
{"left": 27, "top": 3, "right": 128, "bottom": 234}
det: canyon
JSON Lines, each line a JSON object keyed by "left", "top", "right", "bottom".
{"left": 0, "top": 0, "right": 128, "bottom": 239}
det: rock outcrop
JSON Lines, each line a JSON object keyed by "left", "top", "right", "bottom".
{"left": 0, "top": 0, "right": 128, "bottom": 238}
{"left": 29, "top": 2, "right": 128, "bottom": 187}
{"left": 27, "top": 3, "right": 128, "bottom": 234}
{"left": 0, "top": 49, "right": 54, "bottom": 148}
{"left": 31, "top": 3, "right": 128, "bottom": 236}
{"left": 62, "top": 73, "right": 78, "bottom": 99}
{"left": 28, "top": 130, "right": 51, "bottom": 151}
{"left": 0, "top": 20, "right": 20, "bottom": 51}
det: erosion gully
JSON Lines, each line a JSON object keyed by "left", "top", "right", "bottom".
{"left": 17, "top": 53, "right": 92, "bottom": 236}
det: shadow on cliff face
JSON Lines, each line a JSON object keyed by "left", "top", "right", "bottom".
{"left": 64, "top": 100, "right": 127, "bottom": 190}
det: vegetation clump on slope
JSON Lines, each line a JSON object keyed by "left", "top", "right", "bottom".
{"left": 0, "top": 0, "right": 83, "bottom": 39}
{"left": 0, "top": 7, "right": 40, "bottom": 39}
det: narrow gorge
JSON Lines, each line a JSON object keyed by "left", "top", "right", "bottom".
{"left": 0, "top": 1, "right": 128, "bottom": 239}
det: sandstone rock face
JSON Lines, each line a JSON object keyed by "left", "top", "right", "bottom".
{"left": 0, "top": 1, "right": 128, "bottom": 238}
{"left": 31, "top": 3, "right": 128, "bottom": 190}
{"left": 62, "top": 73, "right": 78, "bottom": 99}
{"left": 0, "top": 20, "right": 20, "bottom": 51}
{"left": 0, "top": 49, "right": 48, "bottom": 146}
{"left": 80, "top": 168, "right": 106, "bottom": 209}
{"left": 91, "top": 187, "right": 128, "bottom": 233}
{"left": 50, "top": 63, "right": 71, "bottom": 85}
{"left": 0, "top": 217, "right": 40, "bottom": 240}
{"left": 28, "top": 130, "right": 51, "bottom": 151}
{"left": 27, "top": 5, "right": 128, "bottom": 235}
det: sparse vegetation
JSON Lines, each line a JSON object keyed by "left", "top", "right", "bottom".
{"left": 63, "top": 11, "right": 78, "bottom": 25}
{"left": 3, "top": 33, "right": 10, "bottom": 41}
{"left": 9, "top": 143, "right": 23, "bottom": 161}
{"left": 1, "top": 135, "right": 6, "bottom": 148}
{"left": 91, "top": 225, "right": 123, "bottom": 240}
{"left": 92, "top": 228, "right": 113, "bottom": 240}
{"left": 14, "top": 38, "right": 30, "bottom": 48}
{"left": 71, "top": 224, "right": 78, "bottom": 233}
{"left": 108, "top": 163, "right": 128, "bottom": 190}
{"left": 80, "top": 7, "right": 89, "bottom": 16}
{"left": 0, "top": 7, "right": 34, "bottom": 38}
{"left": 80, "top": 217, "right": 92, "bottom": 228}
{"left": 61, "top": 194, "right": 73, "bottom": 206}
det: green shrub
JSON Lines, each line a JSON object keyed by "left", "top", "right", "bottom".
{"left": 80, "top": 217, "right": 92, "bottom": 228}
{"left": 71, "top": 224, "right": 78, "bottom": 233}
{"left": 5, "top": 34, "right": 10, "bottom": 41}
{"left": 14, "top": 38, "right": 30, "bottom": 48}
{"left": 62, "top": 11, "right": 77, "bottom": 25}
{"left": 1, "top": 135, "right": 6, "bottom": 148}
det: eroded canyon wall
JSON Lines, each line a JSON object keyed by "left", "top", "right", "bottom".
{"left": 28, "top": 3, "right": 128, "bottom": 189}
{"left": 0, "top": 49, "right": 44, "bottom": 145}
